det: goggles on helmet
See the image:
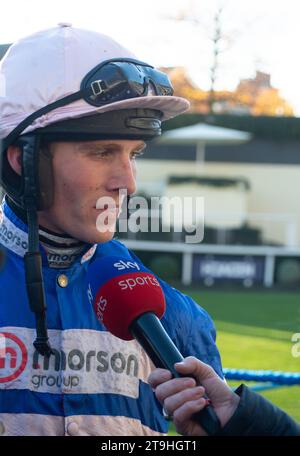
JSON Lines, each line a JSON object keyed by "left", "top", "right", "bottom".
{"left": 4, "top": 58, "right": 173, "bottom": 149}
{"left": 81, "top": 58, "right": 173, "bottom": 105}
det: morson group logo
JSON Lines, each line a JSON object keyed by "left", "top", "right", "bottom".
{"left": 0, "top": 332, "right": 28, "bottom": 383}
{"left": 0, "top": 329, "right": 142, "bottom": 397}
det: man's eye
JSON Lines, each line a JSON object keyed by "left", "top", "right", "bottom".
{"left": 131, "top": 150, "right": 145, "bottom": 159}
{"left": 93, "top": 149, "right": 112, "bottom": 158}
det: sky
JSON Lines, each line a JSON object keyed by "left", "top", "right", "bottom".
{"left": 1, "top": 0, "right": 300, "bottom": 114}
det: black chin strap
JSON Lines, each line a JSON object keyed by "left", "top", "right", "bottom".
{"left": 22, "top": 140, "right": 53, "bottom": 357}
{"left": 24, "top": 208, "right": 53, "bottom": 357}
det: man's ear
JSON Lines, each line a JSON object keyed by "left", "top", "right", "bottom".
{"left": 7, "top": 145, "right": 22, "bottom": 176}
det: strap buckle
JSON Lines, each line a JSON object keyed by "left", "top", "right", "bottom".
{"left": 91, "top": 80, "right": 106, "bottom": 96}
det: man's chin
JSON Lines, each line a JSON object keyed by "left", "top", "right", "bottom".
{"left": 88, "top": 228, "right": 116, "bottom": 244}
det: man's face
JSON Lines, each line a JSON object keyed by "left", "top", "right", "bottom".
{"left": 38, "top": 139, "right": 145, "bottom": 243}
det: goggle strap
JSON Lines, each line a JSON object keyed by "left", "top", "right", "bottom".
{"left": 4, "top": 90, "right": 84, "bottom": 147}
{"left": 91, "top": 80, "right": 107, "bottom": 97}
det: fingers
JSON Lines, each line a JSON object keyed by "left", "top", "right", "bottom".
{"left": 147, "top": 362, "right": 215, "bottom": 436}
{"left": 174, "top": 356, "right": 216, "bottom": 382}
{"left": 149, "top": 371, "right": 205, "bottom": 419}
{"left": 173, "top": 397, "right": 207, "bottom": 423}
{"left": 148, "top": 358, "right": 216, "bottom": 393}
{"left": 153, "top": 376, "right": 197, "bottom": 402}
{"left": 147, "top": 359, "right": 236, "bottom": 436}
{"left": 163, "top": 384, "right": 205, "bottom": 417}
{"left": 172, "top": 397, "right": 208, "bottom": 436}
{"left": 148, "top": 368, "right": 173, "bottom": 390}
{"left": 148, "top": 367, "right": 204, "bottom": 410}
{"left": 148, "top": 359, "right": 214, "bottom": 407}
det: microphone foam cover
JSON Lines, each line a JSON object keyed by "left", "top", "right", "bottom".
{"left": 88, "top": 256, "right": 166, "bottom": 340}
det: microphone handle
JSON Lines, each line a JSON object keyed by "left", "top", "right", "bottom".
{"left": 129, "top": 312, "right": 221, "bottom": 435}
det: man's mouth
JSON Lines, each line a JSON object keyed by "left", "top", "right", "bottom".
{"left": 94, "top": 205, "right": 120, "bottom": 216}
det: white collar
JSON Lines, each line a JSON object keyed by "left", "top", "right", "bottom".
{"left": 0, "top": 200, "right": 97, "bottom": 265}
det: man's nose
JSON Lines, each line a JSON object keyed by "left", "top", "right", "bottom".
{"left": 109, "top": 155, "right": 137, "bottom": 195}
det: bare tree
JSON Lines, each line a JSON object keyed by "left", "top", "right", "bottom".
{"left": 208, "top": 5, "right": 224, "bottom": 113}
{"left": 162, "top": 1, "right": 238, "bottom": 113}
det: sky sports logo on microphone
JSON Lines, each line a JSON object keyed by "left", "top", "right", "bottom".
{"left": 118, "top": 275, "right": 160, "bottom": 291}
{"left": 111, "top": 260, "right": 160, "bottom": 291}
{"left": 93, "top": 273, "right": 160, "bottom": 323}
{"left": 94, "top": 295, "right": 107, "bottom": 323}
{"left": 113, "top": 260, "right": 140, "bottom": 272}
{"left": 88, "top": 255, "right": 166, "bottom": 340}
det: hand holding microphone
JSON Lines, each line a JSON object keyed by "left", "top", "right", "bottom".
{"left": 148, "top": 356, "right": 240, "bottom": 436}
{"left": 88, "top": 255, "right": 221, "bottom": 435}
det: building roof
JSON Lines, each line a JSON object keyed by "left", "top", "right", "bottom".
{"left": 165, "top": 113, "right": 300, "bottom": 139}
{"left": 144, "top": 139, "right": 300, "bottom": 165}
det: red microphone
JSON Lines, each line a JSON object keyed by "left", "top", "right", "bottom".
{"left": 93, "top": 270, "right": 166, "bottom": 341}
{"left": 88, "top": 256, "right": 221, "bottom": 435}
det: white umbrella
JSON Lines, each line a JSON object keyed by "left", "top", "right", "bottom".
{"left": 158, "top": 122, "right": 251, "bottom": 144}
{"left": 157, "top": 122, "right": 252, "bottom": 169}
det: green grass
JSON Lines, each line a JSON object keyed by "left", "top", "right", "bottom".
{"left": 168, "top": 289, "right": 300, "bottom": 434}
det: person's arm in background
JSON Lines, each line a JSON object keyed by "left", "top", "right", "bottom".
{"left": 148, "top": 357, "right": 300, "bottom": 436}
